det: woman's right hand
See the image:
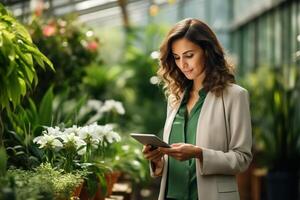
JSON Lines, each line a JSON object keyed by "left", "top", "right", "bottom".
{"left": 142, "top": 145, "right": 164, "bottom": 164}
{"left": 143, "top": 145, "right": 164, "bottom": 176}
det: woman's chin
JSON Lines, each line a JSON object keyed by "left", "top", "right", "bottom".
{"left": 184, "top": 75, "right": 196, "bottom": 80}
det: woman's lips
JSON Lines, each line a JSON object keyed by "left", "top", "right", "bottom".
{"left": 183, "top": 69, "right": 193, "bottom": 73}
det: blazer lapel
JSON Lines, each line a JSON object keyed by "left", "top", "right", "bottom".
{"left": 195, "top": 91, "right": 213, "bottom": 146}
{"left": 163, "top": 96, "right": 183, "bottom": 143}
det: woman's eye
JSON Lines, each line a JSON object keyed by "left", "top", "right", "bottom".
{"left": 174, "top": 56, "right": 180, "bottom": 60}
{"left": 185, "top": 54, "right": 194, "bottom": 58}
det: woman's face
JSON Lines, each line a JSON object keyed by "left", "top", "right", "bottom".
{"left": 171, "top": 38, "right": 205, "bottom": 80}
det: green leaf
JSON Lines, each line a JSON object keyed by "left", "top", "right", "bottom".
{"left": 0, "top": 5, "right": 53, "bottom": 113}
{"left": 7, "top": 74, "right": 21, "bottom": 108}
{"left": 33, "top": 54, "right": 45, "bottom": 69}
{"left": 1, "top": 31, "right": 13, "bottom": 59}
{"left": 26, "top": 98, "right": 39, "bottom": 127}
{"left": 14, "top": 21, "right": 32, "bottom": 42}
{"left": 0, "top": 87, "right": 9, "bottom": 111}
{"left": 6, "top": 130, "right": 24, "bottom": 146}
{"left": 19, "top": 78, "right": 27, "bottom": 96}
{"left": 16, "top": 151, "right": 25, "bottom": 156}
{"left": 38, "top": 86, "right": 54, "bottom": 126}
{"left": 63, "top": 95, "right": 87, "bottom": 124}
{"left": 7, "top": 57, "right": 16, "bottom": 77}
{"left": 0, "top": 32, "right": 3, "bottom": 47}
{"left": 86, "top": 175, "right": 99, "bottom": 198}
{"left": 28, "top": 98, "right": 38, "bottom": 117}
{"left": 0, "top": 147, "right": 7, "bottom": 176}
{"left": 15, "top": 44, "right": 34, "bottom": 68}
{"left": 19, "top": 40, "right": 54, "bottom": 71}
{"left": 18, "top": 64, "right": 34, "bottom": 87}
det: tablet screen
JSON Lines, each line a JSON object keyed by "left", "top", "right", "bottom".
{"left": 130, "top": 133, "right": 170, "bottom": 148}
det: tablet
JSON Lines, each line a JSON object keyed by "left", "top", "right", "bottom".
{"left": 130, "top": 133, "right": 170, "bottom": 149}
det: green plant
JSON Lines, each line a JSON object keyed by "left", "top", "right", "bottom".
{"left": 27, "top": 14, "right": 99, "bottom": 99}
{"left": 0, "top": 147, "right": 7, "bottom": 177}
{"left": 0, "top": 4, "right": 53, "bottom": 148}
{"left": 121, "top": 25, "right": 168, "bottom": 133}
{"left": 33, "top": 124, "right": 121, "bottom": 171}
{"left": 242, "top": 66, "right": 300, "bottom": 171}
{"left": 32, "top": 123, "right": 122, "bottom": 197}
{"left": 4, "top": 87, "right": 86, "bottom": 169}
{"left": 2, "top": 163, "right": 83, "bottom": 200}
{"left": 109, "top": 136, "right": 151, "bottom": 184}
{"left": 0, "top": 4, "right": 53, "bottom": 111}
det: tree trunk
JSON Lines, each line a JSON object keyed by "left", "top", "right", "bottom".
{"left": 118, "top": 0, "right": 130, "bottom": 30}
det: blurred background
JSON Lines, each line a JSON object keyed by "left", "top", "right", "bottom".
{"left": 0, "top": 0, "right": 299, "bottom": 200}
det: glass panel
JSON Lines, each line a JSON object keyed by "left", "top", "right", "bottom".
{"left": 274, "top": 8, "right": 282, "bottom": 67}
{"left": 281, "top": 4, "right": 290, "bottom": 66}
{"left": 296, "top": 2, "right": 300, "bottom": 67}
{"left": 244, "top": 23, "right": 255, "bottom": 71}
{"left": 258, "top": 17, "right": 269, "bottom": 67}
{"left": 265, "top": 13, "right": 273, "bottom": 66}
{"left": 291, "top": 1, "right": 297, "bottom": 65}
{"left": 234, "top": 30, "right": 244, "bottom": 75}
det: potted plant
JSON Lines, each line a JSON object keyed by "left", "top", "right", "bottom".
{"left": 33, "top": 123, "right": 122, "bottom": 199}
{"left": 2, "top": 163, "right": 83, "bottom": 200}
{"left": 243, "top": 66, "right": 300, "bottom": 200}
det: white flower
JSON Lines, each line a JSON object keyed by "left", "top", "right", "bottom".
{"left": 59, "top": 132, "right": 86, "bottom": 151}
{"left": 78, "top": 99, "right": 103, "bottom": 120}
{"left": 100, "top": 99, "right": 125, "bottom": 115}
{"left": 78, "top": 124, "right": 103, "bottom": 147}
{"left": 42, "top": 126, "right": 61, "bottom": 136}
{"left": 87, "top": 123, "right": 121, "bottom": 143}
{"left": 64, "top": 125, "right": 81, "bottom": 135}
{"left": 77, "top": 146, "right": 87, "bottom": 155}
{"left": 101, "top": 124, "right": 121, "bottom": 143}
{"left": 92, "top": 124, "right": 111, "bottom": 137}
{"left": 102, "top": 124, "right": 114, "bottom": 133}
{"left": 87, "top": 99, "right": 103, "bottom": 111}
{"left": 105, "top": 131, "right": 121, "bottom": 143}
{"left": 33, "top": 134, "right": 63, "bottom": 149}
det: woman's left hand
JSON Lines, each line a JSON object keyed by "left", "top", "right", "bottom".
{"left": 158, "top": 143, "right": 202, "bottom": 161}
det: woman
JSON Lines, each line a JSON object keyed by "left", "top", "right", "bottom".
{"left": 142, "top": 18, "right": 252, "bottom": 200}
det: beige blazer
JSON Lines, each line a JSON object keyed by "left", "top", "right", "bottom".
{"left": 151, "top": 84, "right": 252, "bottom": 200}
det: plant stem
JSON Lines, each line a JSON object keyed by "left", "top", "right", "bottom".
{"left": 84, "top": 143, "right": 92, "bottom": 163}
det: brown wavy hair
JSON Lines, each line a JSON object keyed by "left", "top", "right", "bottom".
{"left": 158, "top": 18, "right": 235, "bottom": 105}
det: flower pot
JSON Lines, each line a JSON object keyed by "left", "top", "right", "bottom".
{"left": 266, "top": 171, "right": 299, "bottom": 200}
{"left": 72, "top": 181, "right": 84, "bottom": 199}
{"left": 79, "top": 171, "right": 121, "bottom": 200}
{"left": 79, "top": 180, "right": 102, "bottom": 200}
{"left": 105, "top": 171, "right": 121, "bottom": 196}
{"left": 93, "top": 182, "right": 105, "bottom": 200}
{"left": 79, "top": 181, "right": 90, "bottom": 200}
{"left": 79, "top": 179, "right": 105, "bottom": 200}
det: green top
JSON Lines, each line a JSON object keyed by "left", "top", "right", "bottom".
{"left": 166, "top": 86, "right": 207, "bottom": 200}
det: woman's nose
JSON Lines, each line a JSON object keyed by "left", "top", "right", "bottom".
{"left": 180, "top": 59, "right": 187, "bottom": 69}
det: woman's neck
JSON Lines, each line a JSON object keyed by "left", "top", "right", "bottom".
{"left": 192, "top": 74, "right": 205, "bottom": 92}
